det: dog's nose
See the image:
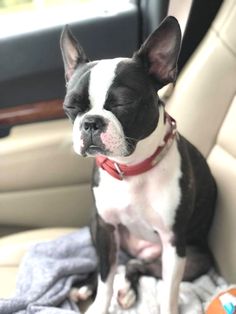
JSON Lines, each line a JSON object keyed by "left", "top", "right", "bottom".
{"left": 82, "top": 115, "right": 105, "bottom": 132}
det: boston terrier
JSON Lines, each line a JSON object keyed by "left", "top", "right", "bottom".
{"left": 60, "top": 16, "right": 216, "bottom": 314}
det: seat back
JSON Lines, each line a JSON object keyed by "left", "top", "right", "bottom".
{"left": 167, "top": 0, "right": 236, "bottom": 282}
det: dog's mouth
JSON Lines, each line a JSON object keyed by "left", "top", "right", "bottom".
{"left": 80, "top": 141, "right": 107, "bottom": 157}
{"left": 79, "top": 137, "right": 137, "bottom": 158}
{"left": 86, "top": 145, "right": 104, "bottom": 156}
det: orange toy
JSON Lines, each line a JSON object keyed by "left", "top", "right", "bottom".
{"left": 206, "top": 288, "right": 236, "bottom": 314}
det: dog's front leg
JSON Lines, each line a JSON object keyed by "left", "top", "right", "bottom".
{"left": 160, "top": 240, "right": 186, "bottom": 314}
{"left": 86, "top": 214, "right": 118, "bottom": 314}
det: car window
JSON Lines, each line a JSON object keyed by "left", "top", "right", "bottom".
{"left": 0, "top": 0, "right": 132, "bottom": 39}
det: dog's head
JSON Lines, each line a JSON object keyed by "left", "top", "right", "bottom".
{"left": 60, "top": 16, "right": 181, "bottom": 159}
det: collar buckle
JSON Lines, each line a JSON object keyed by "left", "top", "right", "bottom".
{"left": 114, "top": 162, "right": 124, "bottom": 180}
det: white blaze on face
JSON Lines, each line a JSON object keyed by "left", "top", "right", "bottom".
{"left": 89, "top": 58, "right": 124, "bottom": 110}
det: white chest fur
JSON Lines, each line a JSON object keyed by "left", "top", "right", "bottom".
{"left": 93, "top": 141, "right": 182, "bottom": 243}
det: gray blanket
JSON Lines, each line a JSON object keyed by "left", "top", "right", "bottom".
{"left": 0, "top": 227, "right": 229, "bottom": 314}
{"left": 0, "top": 228, "right": 97, "bottom": 314}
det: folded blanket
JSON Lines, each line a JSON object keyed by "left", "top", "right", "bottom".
{"left": 0, "top": 227, "right": 228, "bottom": 314}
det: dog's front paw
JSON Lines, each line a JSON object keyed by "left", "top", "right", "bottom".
{"left": 69, "top": 285, "right": 93, "bottom": 302}
{"left": 117, "top": 279, "right": 137, "bottom": 309}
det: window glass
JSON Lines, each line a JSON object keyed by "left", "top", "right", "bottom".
{"left": 0, "top": 0, "right": 132, "bottom": 38}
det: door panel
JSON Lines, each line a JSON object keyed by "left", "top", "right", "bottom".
{"left": 0, "top": 119, "right": 94, "bottom": 230}
{"left": 0, "top": 119, "right": 93, "bottom": 191}
{"left": 0, "top": 184, "right": 93, "bottom": 228}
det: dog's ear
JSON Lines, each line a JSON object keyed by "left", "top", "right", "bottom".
{"left": 60, "top": 25, "right": 89, "bottom": 81}
{"left": 135, "top": 16, "right": 181, "bottom": 86}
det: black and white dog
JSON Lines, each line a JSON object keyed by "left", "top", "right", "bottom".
{"left": 60, "top": 17, "right": 216, "bottom": 314}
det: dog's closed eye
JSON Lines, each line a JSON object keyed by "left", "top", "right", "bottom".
{"left": 64, "top": 93, "right": 90, "bottom": 119}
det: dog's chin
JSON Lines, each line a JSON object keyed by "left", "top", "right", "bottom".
{"left": 74, "top": 136, "right": 137, "bottom": 158}
{"left": 78, "top": 144, "right": 136, "bottom": 159}
{"left": 83, "top": 145, "right": 106, "bottom": 157}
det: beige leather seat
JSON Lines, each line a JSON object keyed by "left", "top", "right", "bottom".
{"left": 0, "top": 0, "right": 235, "bottom": 299}
{"left": 167, "top": 0, "right": 236, "bottom": 282}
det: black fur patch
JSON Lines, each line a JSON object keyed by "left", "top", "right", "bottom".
{"left": 104, "top": 59, "right": 161, "bottom": 154}
{"left": 63, "top": 62, "right": 97, "bottom": 121}
{"left": 90, "top": 214, "right": 117, "bottom": 282}
{"left": 172, "top": 135, "right": 217, "bottom": 257}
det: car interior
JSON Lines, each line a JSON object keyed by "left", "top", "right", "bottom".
{"left": 0, "top": 0, "right": 235, "bottom": 306}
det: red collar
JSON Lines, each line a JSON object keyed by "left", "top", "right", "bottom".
{"left": 96, "top": 112, "right": 177, "bottom": 180}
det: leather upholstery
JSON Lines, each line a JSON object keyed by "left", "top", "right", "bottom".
{"left": 0, "top": 0, "right": 235, "bottom": 298}
{"left": 167, "top": 0, "right": 236, "bottom": 282}
{"left": 0, "top": 119, "right": 94, "bottom": 229}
